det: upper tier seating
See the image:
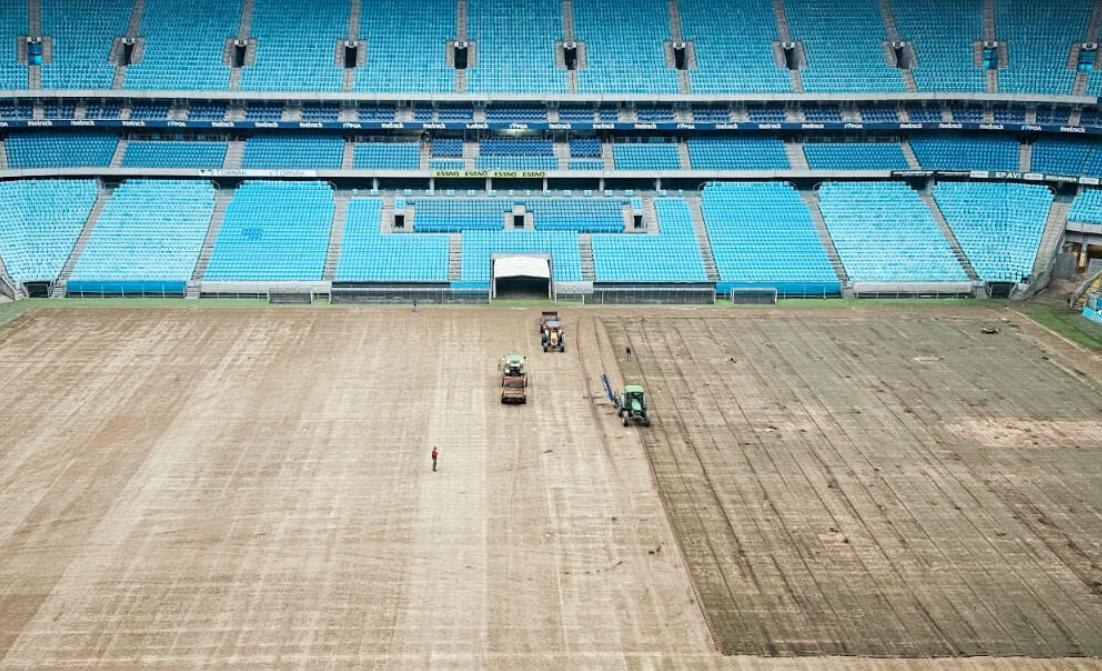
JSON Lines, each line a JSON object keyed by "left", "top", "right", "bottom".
{"left": 335, "top": 199, "right": 450, "bottom": 282}
{"left": 701, "top": 182, "right": 839, "bottom": 292}
{"left": 354, "top": 0, "right": 455, "bottom": 93}
{"left": 528, "top": 198, "right": 623, "bottom": 232}
{"left": 933, "top": 182, "right": 1051, "bottom": 282}
{"left": 803, "top": 141, "right": 910, "bottom": 170}
{"left": 0, "top": 179, "right": 97, "bottom": 284}
{"left": 680, "top": 0, "right": 790, "bottom": 93}
{"left": 461, "top": 230, "right": 582, "bottom": 282}
{"left": 818, "top": 181, "right": 968, "bottom": 282}
{"left": 686, "top": 138, "right": 789, "bottom": 169}
{"left": 910, "top": 136, "right": 1020, "bottom": 171}
{"left": 0, "top": 3, "right": 29, "bottom": 88}
{"left": 41, "top": 0, "right": 132, "bottom": 89}
{"left": 6, "top": 131, "right": 118, "bottom": 168}
{"left": 892, "top": 0, "right": 985, "bottom": 92}
{"left": 204, "top": 181, "right": 333, "bottom": 280}
{"left": 241, "top": 136, "right": 344, "bottom": 169}
{"left": 997, "top": 0, "right": 1089, "bottom": 95}
{"left": 785, "top": 0, "right": 905, "bottom": 93}
{"left": 240, "top": 0, "right": 346, "bottom": 91}
{"left": 69, "top": 180, "right": 215, "bottom": 290}
{"left": 122, "top": 139, "right": 228, "bottom": 168}
{"left": 467, "top": 0, "right": 566, "bottom": 93}
{"left": 574, "top": 0, "right": 679, "bottom": 93}
{"left": 591, "top": 198, "right": 707, "bottom": 282}
{"left": 125, "top": 0, "right": 241, "bottom": 90}
{"left": 1068, "top": 188, "right": 1102, "bottom": 224}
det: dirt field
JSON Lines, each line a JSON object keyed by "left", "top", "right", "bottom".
{"left": 604, "top": 310, "right": 1102, "bottom": 659}
{"left": 0, "top": 305, "right": 1100, "bottom": 670}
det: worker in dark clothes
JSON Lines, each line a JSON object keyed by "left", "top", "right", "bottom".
{"left": 431, "top": 446, "right": 438, "bottom": 472}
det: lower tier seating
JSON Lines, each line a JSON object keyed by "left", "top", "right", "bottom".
{"left": 591, "top": 199, "right": 707, "bottom": 282}
{"left": 336, "top": 199, "right": 449, "bottom": 282}
{"left": 0, "top": 179, "right": 98, "bottom": 284}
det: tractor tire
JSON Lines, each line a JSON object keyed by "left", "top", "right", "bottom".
{"left": 543, "top": 345, "right": 548, "bottom": 352}
{"left": 622, "top": 415, "right": 630, "bottom": 427}
{"left": 643, "top": 418, "right": 651, "bottom": 427}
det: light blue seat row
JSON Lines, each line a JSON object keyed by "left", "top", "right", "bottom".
{"left": 911, "top": 136, "right": 1020, "bottom": 171}
{"left": 240, "top": 0, "right": 347, "bottom": 92}
{"left": 125, "top": 0, "right": 241, "bottom": 90}
{"left": 70, "top": 180, "right": 215, "bottom": 289}
{"left": 354, "top": 142, "right": 421, "bottom": 169}
{"left": 687, "top": 138, "right": 789, "bottom": 170}
{"left": 1069, "top": 188, "right": 1102, "bottom": 225}
{"left": 803, "top": 142, "right": 910, "bottom": 170}
{"left": 41, "top": 0, "right": 132, "bottom": 89}
{"left": 354, "top": 0, "right": 456, "bottom": 93}
{"left": 680, "top": 0, "right": 791, "bottom": 93}
{"left": 466, "top": 0, "right": 567, "bottom": 93}
{"left": 1032, "top": 139, "right": 1102, "bottom": 175}
{"left": 528, "top": 198, "right": 623, "bottom": 232}
{"left": 242, "top": 136, "right": 344, "bottom": 169}
{"left": 335, "top": 199, "right": 449, "bottom": 282}
{"left": 591, "top": 199, "right": 707, "bottom": 282}
{"left": 612, "top": 143, "right": 682, "bottom": 170}
{"left": 204, "top": 181, "right": 334, "bottom": 281}
{"left": 0, "top": 2, "right": 29, "bottom": 89}
{"left": 573, "top": 0, "right": 680, "bottom": 94}
{"left": 819, "top": 181, "right": 968, "bottom": 282}
{"left": 412, "top": 198, "right": 514, "bottom": 232}
{"left": 933, "top": 182, "right": 1051, "bottom": 282}
{"left": 701, "top": 181, "right": 839, "bottom": 292}
{"left": 6, "top": 131, "right": 118, "bottom": 168}
{"left": 121, "top": 140, "right": 228, "bottom": 169}
{"left": 461, "top": 230, "right": 583, "bottom": 281}
{"left": 475, "top": 156, "right": 558, "bottom": 170}
{"left": 892, "top": 0, "right": 986, "bottom": 93}
{"left": 997, "top": 0, "right": 1089, "bottom": 95}
{"left": 0, "top": 180, "right": 97, "bottom": 284}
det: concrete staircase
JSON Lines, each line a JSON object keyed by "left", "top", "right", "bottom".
{"left": 0, "top": 252, "right": 21, "bottom": 299}
{"left": 323, "top": 194, "right": 350, "bottom": 281}
{"left": 347, "top": 0, "right": 361, "bottom": 38}
{"left": 53, "top": 187, "right": 112, "bottom": 298}
{"left": 1019, "top": 141, "right": 1033, "bottom": 172}
{"left": 800, "top": 190, "right": 850, "bottom": 288}
{"left": 919, "top": 190, "right": 981, "bottom": 283}
{"left": 191, "top": 189, "right": 233, "bottom": 284}
{"left": 341, "top": 139, "right": 355, "bottom": 169}
{"left": 562, "top": 0, "right": 575, "bottom": 40}
{"left": 463, "top": 141, "right": 478, "bottom": 170}
{"left": 448, "top": 233, "right": 463, "bottom": 281}
{"left": 1032, "top": 196, "right": 1072, "bottom": 278}
{"left": 981, "top": 0, "right": 996, "bottom": 40}
{"left": 553, "top": 141, "right": 570, "bottom": 170}
{"left": 0, "top": 139, "right": 7, "bottom": 170}
{"left": 901, "top": 140, "right": 921, "bottom": 169}
{"left": 677, "top": 140, "right": 692, "bottom": 170}
{"left": 784, "top": 140, "right": 808, "bottom": 170}
{"left": 223, "top": 140, "right": 245, "bottom": 168}
{"left": 685, "top": 196, "right": 719, "bottom": 282}
{"left": 578, "top": 233, "right": 596, "bottom": 281}
{"left": 601, "top": 141, "right": 615, "bottom": 171}
{"left": 28, "top": 0, "right": 42, "bottom": 36}
{"left": 228, "top": 0, "right": 255, "bottom": 91}
{"left": 110, "top": 137, "right": 129, "bottom": 167}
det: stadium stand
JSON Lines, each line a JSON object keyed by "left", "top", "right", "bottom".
{"left": 686, "top": 137, "right": 790, "bottom": 169}
{"left": 185, "top": 103, "right": 228, "bottom": 121}
{"left": 1032, "top": 139, "right": 1102, "bottom": 175}
{"left": 803, "top": 141, "right": 910, "bottom": 170}
{"left": 0, "top": 180, "right": 97, "bottom": 285}
{"left": 467, "top": 0, "right": 565, "bottom": 93}
{"left": 1068, "top": 188, "right": 1102, "bottom": 224}
{"left": 241, "top": 136, "right": 345, "bottom": 169}
{"left": 679, "top": 0, "right": 790, "bottom": 93}
{"left": 910, "top": 136, "right": 1020, "bottom": 171}
{"left": 701, "top": 182, "right": 840, "bottom": 293}
{"left": 355, "top": 0, "right": 455, "bottom": 93}
{"left": 125, "top": 0, "right": 241, "bottom": 90}
{"left": 461, "top": 230, "right": 582, "bottom": 282}
{"left": 858, "top": 106, "right": 900, "bottom": 123}
{"left": 892, "top": 0, "right": 986, "bottom": 93}
{"left": 573, "top": 0, "right": 679, "bottom": 94}
{"left": 746, "top": 106, "right": 787, "bottom": 122}
{"left": 591, "top": 199, "right": 707, "bottom": 282}
{"left": 240, "top": 0, "right": 346, "bottom": 92}
{"left": 612, "top": 142, "right": 682, "bottom": 170}
{"left": 6, "top": 131, "right": 118, "bottom": 168}
{"left": 69, "top": 180, "right": 215, "bottom": 293}
{"left": 0, "top": 3, "right": 28, "bottom": 89}
{"left": 567, "top": 138, "right": 602, "bottom": 158}
{"left": 997, "top": 0, "right": 1090, "bottom": 95}
{"left": 802, "top": 105, "right": 843, "bottom": 122}
{"left": 41, "top": 0, "right": 132, "bottom": 89}
{"left": 476, "top": 137, "right": 557, "bottom": 170}
{"left": 529, "top": 198, "right": 623, "bottom": 232}
{"left": 204, "top": 181, "right": 334, "bottom": 281}
{"left": 818, "top": 182, "right": 968, "bottom": 282}
{"left": 933, "top": 182, "right": 1051, "bottom": 282}
{"left": 353, "top": 140, "right": 421, "bottom": 169}
{"left": 129, "top": 102, "right": 172, "bottom": 119}
{"left": 412, "top": 198, "right": 513, "bottom": 232}
{"left": 335, "top": 199, "right": 450, "bottom": 282}
{"left": 121, "top": 139, "right": 228, "bottom": 169}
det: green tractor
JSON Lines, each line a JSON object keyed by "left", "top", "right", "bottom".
{"left": 603, "top": 375, "right": 650, "bottom": 427}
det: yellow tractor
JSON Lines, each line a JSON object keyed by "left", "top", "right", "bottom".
{"left": 538, "top": 311, "right": 566, "bottom": 352}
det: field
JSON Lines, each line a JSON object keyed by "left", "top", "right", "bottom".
{"left": 0, "top": 303, "right": 1101, "bottom": 670}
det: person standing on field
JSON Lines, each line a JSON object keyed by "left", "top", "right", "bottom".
{"left": 431, "top": 446, "right": 439, "bottom": 472}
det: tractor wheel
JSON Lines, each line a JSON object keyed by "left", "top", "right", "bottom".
{"left": 543, "top": 345, "right": 548, "bottom": 352}
{"left": 622, "top": 415, "right": 630, "bottom": 427}
{"left": 643, "top": 418, "right": 651, "bottom": 427}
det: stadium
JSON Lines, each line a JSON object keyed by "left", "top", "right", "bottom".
{"left": 2, "top": 0, "right": 1102, "bottom": 668}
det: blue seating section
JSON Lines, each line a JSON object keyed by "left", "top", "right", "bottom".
{"left": 186, "top": 103, "right": 227, "bottom": 121}
{"left": 892, "top": 0, "right": 986, "bottom": 92}
{"left": 636, "top": 107, "right": 675, "bottom": 122}
{"left": 997, "top": 0, "right": 1089, "bottom": 95}
{"left": 687, "top": 138, "right": 789, "bottom": 169}
{"left": 412, "top": 198, "right": 512, "bottom": 232}
{"left": 83, "top": 102, "right": 121, "bottom": 119}
{"left": 819, "top": 181, "right": 968, "bottom": 282}
{"left": 468, "top": 0, "right": 566, "bottom": 93}
{"left": 949, "top": 106, "right": 983, "bottom": 123}
{"left": 701, "top": 182, "right": 839, "bottom": 292}
{"left": 0, "top": 180, "right": 97, "bottom": 284}
{"left": 803, "top": 141, "right": 910, "bottom": 170}
{"left": 125, "top": 0, "right": 241, "bottom": 90}
{"left": 438, "top": 107, "right": 474, "bottom": 121}
{"left": 129, "top": 102, "right": 171, "bottom": 119}
{"left": 1069, "top": 189, "right": 1102, "bottom": 224}
{"left": 432, "top": 138, "right": 464, "bottom": 158}
{"left": 43, "top": 102, "right": 76, "bottom": 118}
{"left": 803, "top": 106, "right": 843, "bottom": 122}
{"left": 612, "top": 143, "right": 682, "bottom": 170}
{"left": 568, "top": 160, "right": 605, "bottom": 170}
{"left": 747, "top": 106, "right": 787, "bottom": 122}
{"left": 244, "top": 104, "right": 283, "bottom": 121}
{"left": 910, "top": 136, "right": 1020, "bottom": 171}
{"left": 907, "top": 106, "right": 945, "bottom": 122}
{"left": 0, "top": 102, "right": 34, "bottom": 119}
{"left": 461, "top": 231, "right": 582, "bottom": 281}
{"left": 303, "top": 105, "right": 341, "bottom": 121}
{"left": 574, "top": 0, "right": 679, "bottom": 93}
{"left": 559, "top": 107, "right": 596, "bottom": 123}
{"left": 430, "top": 159, "right": 466, "bottom": 170}
{"left": 242, "top": 136, "right": 344, "bottom": 169}
{"left": 476, "top": 137, "right": 556, "bottom": 169}
{"left": 355, "top": 0, "right": 455, "bottom": 93}
{"left": 0, "top": 2, "right": 28, "bottom": 88}
{"left": 591, "top": 199, "right": 706, "bottom": 282}
{"left": 477, "top": 156, "right": 559, "bottom": 170}
{"left": 122, "top": 140, "right": 228, "bottom": 168}
{"left": 692, "top": 107, "right": 733, "bottom": 123}
{"left": 354, "top": 141, "right": 421, "bottom": 169}
{"left": 785, "top": 0, "right": 905, "bottom": 93}
{"left": 41, "top": 0, "right": 131, "bottom": 89}
{"left": 859, "top": 106, "right": 899, "bottom": 122}
{"left": 205, "top": 181, "right": 333, "bottom": 281}
{"left": 993, "top": 107, "right": 1028, "bottom": 124}
{"left": 240, "top": 0, "right": 346, "bottom": 92}
{"left": 6, "top": 131, "right": 118, "bottom": 168}
{"left": 69, "top": 180, "right": 215, "bottom": 291}
{"left": 335, "top": 199, "right": 449, "bottom": 282}
{"left": 529, "top": 198, "right": 623, "bottom": 232}
{"left": 1035, "top": 108, "right": 1071, "bottom": 126}
{"left": 933, "top": 182, "right": 1051, "bottom": 282}
{"left": 1032, "top": 139, "right": 1102, "bottom": 175}
{"left": 680, "top": 0, "right": 790, "bottom": 93}
{"left": 568, "top": 138, "right": 602, "bottom": 158}
{"left": 486, "top": 107, "right": 547, "bottom": 123}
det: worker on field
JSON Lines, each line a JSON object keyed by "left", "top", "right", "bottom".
{"left": 625, "top": 346, "right": 633, "bottom": 360}
{"left": 431, "top": 446, "right": 439, "bottom": 472}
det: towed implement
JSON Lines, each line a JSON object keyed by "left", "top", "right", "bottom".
{"left": 500, "top": 354, "right": 529, "bottom": 404}
{"left": 602, "top": 375, "right": 650, "bottom": 426}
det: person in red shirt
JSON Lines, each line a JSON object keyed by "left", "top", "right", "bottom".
{"left": 431, "top": 446, "right": 439, "bottom": 472}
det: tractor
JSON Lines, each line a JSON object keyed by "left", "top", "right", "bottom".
{"left": 538, "top": 311, "right": 566, "bottom": 353}
{"left": 500, "top": 354, "right": 529, "bottom": 404}
{"left": 602, "top": 375, "right": 650, "bottom": 426}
